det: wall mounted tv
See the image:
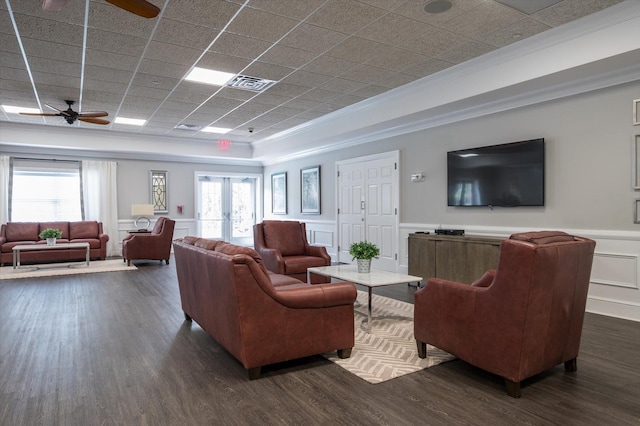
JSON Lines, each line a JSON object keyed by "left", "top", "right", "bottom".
{"left": 447, "top": 138, "right": 545, "bottom": 207}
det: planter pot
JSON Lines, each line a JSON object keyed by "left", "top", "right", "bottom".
{"left": 357, "top": 259, "right": 371, "bottom": 273}
{"left": 46, "top": 238, "right": 57, "bottom": 246}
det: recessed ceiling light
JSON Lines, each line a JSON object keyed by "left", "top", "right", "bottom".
{"left": 424, "top": 0, "right": 452, "bottom": 14}
{"left": 185, "top": 67, "right": 235, "bottom": 86}
{"left": 115, "top": 117, "right": 146, "bottom": 126}
{"left": 202, "top": 126, "right": 232, "bottom": 134}
{"left": 2, "top": 105, "right": 41, "bottom": 114}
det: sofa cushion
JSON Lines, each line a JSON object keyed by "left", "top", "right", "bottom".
{"left": 182, "top": 236, "right": 200, "bottom": 245}
{"left": 39, "top": 222, "right": 69, "bottom": 240}
{"left": 70, "top": 221, "right": 99, "bottom": 239}
{"left": 262, "top": 221, "right": 306, "bottom": 256}
{"left": 5, "top": 222, "right": 39, "bottom": 242}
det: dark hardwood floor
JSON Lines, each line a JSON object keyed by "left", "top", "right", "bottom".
{"left": 1, "top": 258, "right": 639, "bottom": 425}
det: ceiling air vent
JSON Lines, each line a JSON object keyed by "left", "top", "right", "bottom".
{"left": 174, "top": 124, "right": 202, "bottom": 131}
{"left": 226, "top": 75, "right": 277, "bottom": 92}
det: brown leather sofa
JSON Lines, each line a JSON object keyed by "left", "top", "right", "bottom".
{"left": 122, "top": 217, "right": 175, "bottom": 266}
{"left": 414, "top": 231, "right": 596, "bottom": 398}
{"left": 0, "top": 221, "right": 109, "bottom": 265}
{"left": 173, "top": 236, "right": 357, "bottom": 379}
{"left": 253, "top": 220, "right": 331, "bottom": 283}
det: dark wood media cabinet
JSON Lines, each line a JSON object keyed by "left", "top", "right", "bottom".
{"left": 408, "top": 233, "right": 504, "bottom": 285}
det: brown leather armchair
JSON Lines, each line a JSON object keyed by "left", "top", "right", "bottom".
{"left": 253, "top": 220, "right": 331, "bottom": 283}
{"left": 414, "top": 231, "right": 596, "bottom": 398}
{"left": 122, "top": 217, "right": 175, "bottom": 266}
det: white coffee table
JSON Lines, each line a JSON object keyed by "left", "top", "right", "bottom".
{"left": 12, "top": 242, "right": 91, "bottom": 269}
{"left": 307, "top": 265, "right": 422, "bottom": 330}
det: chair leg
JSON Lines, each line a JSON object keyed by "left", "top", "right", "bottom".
{"left": 165, "top": 258, "right": 170, "bottom": 265}
{"left": 505, "top": 379, "right": 521, "bottom": 398}
{"left": 565, "top": 358, "right": 577, "bottom": 372}
{"left": 127, "top": 259, "right": 131, "bottom": 266}
{"left": 184, "top": 311, "right": 192, "bottom": 322}
{"left": 337, "top": 347, "right": 352, "bottom": 359}
{"left": 416, "top": 340, "right": 427, "bottom": 358}
{"left": 248, "top": 367, "right": 261, "bottom": 380}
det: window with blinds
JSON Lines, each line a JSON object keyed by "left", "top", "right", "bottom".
{"left": 10, "top": 160, "right": 82, "bottom": 222}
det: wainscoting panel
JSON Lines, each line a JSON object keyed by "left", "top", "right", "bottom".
{"left": 591, "top": 252, "right": 638, "bottom": 289}
{"left": 303, "top": 220, "right": 338, "bottom": 260}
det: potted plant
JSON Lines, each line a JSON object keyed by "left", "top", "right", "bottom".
{"left": 39, "top": 228, "right": 62, "bottom": 246}
{"left": 349, "top": 241, "right": 380, "bottom": 273}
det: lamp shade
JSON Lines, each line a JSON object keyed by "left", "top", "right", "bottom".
{"left": 131, "top": 204, "right": 154, "bottom": 216}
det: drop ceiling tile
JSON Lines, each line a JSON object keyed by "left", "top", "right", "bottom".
{"left": 127, "top": 84, "right": 172, "bottom": 100}
{"left": 402, "top": 57, "right": 454, "bottom": 78}
{"left": 444, "top": 1, "right": 524, "bottom": 39}
{"left": 349, "top": 84, "right": 389, "bottom": 98}
{"left": 320, "top": 78, "right": 367, "bottom": 94}
{"left": 327, "top": 36, "right": 389, "bottom": 63}
{"left": 306, "top": 0, "right": 387, "bottom": 34}
{"left": 227, "top": 8, "right": 298, "bottom": 43}
{"left": 83, "top": 78, "right": 127, "bottom": 95}
{"left": 162, "top": 0, "right": 241, "bottom": 28}
{"left": 13, "top": 15, "right": 83, "bottom": 45}
{"left": 20, "top": 38, "right": 82, "bottom": 63}
{"left": 86, "top": 28, "right": 147, "bottom": 56}
{"left": 0, "top": 52, "right": 25, "bottom": 69}
{"left": 251, "top": 93, "right": 291, "bottom": 107}
{"left": 533, "top": 0, "right": 624, "bottom": 26}
{"left": 329, "top": 93, "right": 366, "bottom": 107}
{"left": 478, "top": 17, "right": 551, "bottom": 47}
{"left": 436, "top": 40, "right": 497, "bottom": 65}
{"left": 298, "top": 88, "right": 338, "bottom": 103}
{"left": 259, "top": 44, "right": 318, "bottom": 69}
{"left": 167, "top": 87, "right": 214, "bottom": 104}
{"left": 264, "top": 82, "right": 309, "bottom": 98}
{"left": 282, "top": 97, "right": 324, "bottom": 110}
{"left": 0, "top": 32, "right": 21, "bottom": 53}
{"left": 339, "top": 64, "right": 391, "bottom": 84}
{"left": 281, "top": 70, "right": 333, "bottom": 88}
{"left": 152, "top": 19, "right": 219, "bottom": 50}
{"left": 241, "top": 61, "right": 294, "bottom": 81}
{"left": 209, "top": 32, "right": 271, "bottom": 60}
{"left": 138, "top": 59, "right": 190, "bottom": 79}
{"left": 357, "top": 13, "right": 432, "bottom": 46}
{"left": 27, "top": 57, "right": 81, "bottom": 77}
{"left": 31, "top": 71, "right": 80, "bottom": 88}
{"left": 216, "top": 87, "right": 256, "bottom": 102}
{"left": 248, "top": 0, "right": 326, "bottom": 20}
{"left": 374, "top": 72, "right": 416, "bottom": 89}
{"left": 403, "top": 27, "right": 469, "bottom": 57}
{"left": 131, "top": 73, "right": 179, "bottom": 90}
{"left": 395, "top": 0, "right": 485, "bottom": 26}
{"left": 303, "top": 54, "right": 358, "bottom": 76}
{"left": 85, "top": 65, "right": 133, "bottom": 84}
{"left": 367, "top": 47, "right": 430, "bottom": 72}
{"left": 279, "top": 23, "right": 348, "bottom": 53}
{"left": 145, "top": 41, "right": 203, "bottom": 66}
{"left": 85, "top": 49, "right": 139, "bottom": 72}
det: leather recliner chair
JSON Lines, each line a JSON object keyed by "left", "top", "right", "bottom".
{"left": 122, "top": 217, "right": 175, "bottom": 266}
{"left": 414, "top": 231, "right": 596, "bottom": 398}
{"left": 253, "top": 220, "right": 331, "bottom": 283}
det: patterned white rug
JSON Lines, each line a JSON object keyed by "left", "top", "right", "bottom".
{"left": 0, "top": 258, "right": 137, "bottom": 279}
{"left": 323, "top": 290, "right": 455, "bottom": 384}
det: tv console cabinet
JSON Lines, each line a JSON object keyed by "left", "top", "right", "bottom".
{"left": 408, "top": 233, "right": 503, "bottom": 285}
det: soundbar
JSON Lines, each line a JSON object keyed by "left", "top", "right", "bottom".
{"left": 434, "top": 229, "right": 465, "bottom": 236}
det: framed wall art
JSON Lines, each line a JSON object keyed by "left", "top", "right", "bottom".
{"left": 150, "top": 170, "right": 168, "bottom": 214}
{"left": 271, "top": 172, "right": 287, "bottom": 214}
{"left": 301, "top": 165, "right": 321, "bottom": 214}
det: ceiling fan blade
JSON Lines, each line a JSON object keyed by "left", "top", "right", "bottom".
{"left": 79, "top": 117, "right": 110, "bottom": 125}
{"left": 19, "top": 112, "right": 61, "bottom": 117}
{"left": 42, "top": 0, "right": 69, "bottom": 12}
{"left": 105, "top": 0, "right": 160, "bottom": 18}
{"left": 78, "top": 111, "right": 109, "bottom": 118}
{"left": 44, "top": 103, "right": 72, "bottom": 117}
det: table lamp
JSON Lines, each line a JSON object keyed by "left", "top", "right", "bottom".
{"left": 131, "top": 204, "right": 155, "bottom": 230}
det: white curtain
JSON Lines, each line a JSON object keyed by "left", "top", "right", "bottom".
{"left": 0, "top": 156, "right": 10, "bottom": 225}
{"left": 82, "top": 160, "right": 119, "bottom": 257}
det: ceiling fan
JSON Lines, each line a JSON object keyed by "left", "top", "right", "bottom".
{"left": 42, "top": 0, "right": 160, "bottom": 18}
{"left": 20, "top": 100, "right": 110, "bottom": 125}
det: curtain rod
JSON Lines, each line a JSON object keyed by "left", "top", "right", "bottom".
{"left": 12, "top": 157, "right": 80, "bottom": 164}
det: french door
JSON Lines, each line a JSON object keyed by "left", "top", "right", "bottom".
{"left": 337, "top": 151, "right": 399, "bottom": 271}
{"left": 196, "top": 174, "right": 258, "bottom": 246}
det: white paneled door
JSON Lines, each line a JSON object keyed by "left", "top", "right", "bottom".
{"left": 337, "top": 152, "right": 399, "bottom": 271}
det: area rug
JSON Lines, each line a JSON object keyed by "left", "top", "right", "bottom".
{"left": 0, "top": 258, "right": 137, "bottom": 280}
{"left": 322, "top": 290, "right": 455, "bottom": 384}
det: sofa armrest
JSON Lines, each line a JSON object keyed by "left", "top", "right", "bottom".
{"left": 99, "top": 233, "right": 110, "bottom": 243}
{"left": 471, "top": 270, "right": 496, "bottom": 287}
{"left": 305, "top": 244, "right": 331, "bottom": 263}
{"left": 255, "top": 246, "right": 284, "bottom": 274}
{"left": 273, "top": 281, "right": 357, "bottom": 309}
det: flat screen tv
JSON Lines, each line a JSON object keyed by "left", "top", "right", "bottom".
{"left": 447, "top": 138, "right": 545, "bottom": 207}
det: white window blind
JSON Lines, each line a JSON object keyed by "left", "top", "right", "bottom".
{"left": 11, "top": 160, "right": 82, "bottom": 222}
